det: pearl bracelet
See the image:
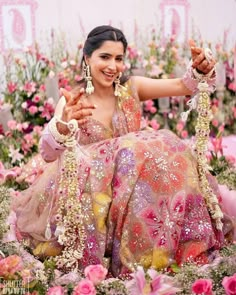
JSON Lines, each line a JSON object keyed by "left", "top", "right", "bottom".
{"left": 48, "top": 116, "right": 78, "bottom": 145}
{"left": 182, "top": 61, "right": 216, "bottom": 95}
{"left": 192, "top": 67, "right": 215, "bottom": 82}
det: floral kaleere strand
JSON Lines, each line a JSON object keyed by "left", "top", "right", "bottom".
{"left": 54, "top": 147, "right": 87, "bottom": 271}
{"left": 195, "top": 81, "right": 224, "bottom": 230}
{"left": 48, "top": 118, "right": 87, "bottom": 271}
{"left": 182, "top": 56, "right": 224, "bottom": 230}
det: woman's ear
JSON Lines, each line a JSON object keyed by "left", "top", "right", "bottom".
{"left": 84, "top": 55, "right": 89, "bottom": 65}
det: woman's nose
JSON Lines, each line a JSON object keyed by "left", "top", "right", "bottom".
{"left": 107, "top": 59, "right": 116, "bottom": 70}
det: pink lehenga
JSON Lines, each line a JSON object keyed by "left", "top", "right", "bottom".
{"left": 12, "top": 80, "right": 231, "bottom": 276}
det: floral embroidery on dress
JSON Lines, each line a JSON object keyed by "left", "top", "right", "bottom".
{"left": 14, "top": 79, "right": 227, "bottom": 276}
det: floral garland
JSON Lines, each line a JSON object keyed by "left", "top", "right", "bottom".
{"left": 52, "top": 145, "right": 87, "bottom": 272}
{"left": 194, "top": 81, "right": 224, "bottom": 230}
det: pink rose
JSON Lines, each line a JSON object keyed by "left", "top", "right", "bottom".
{"left": 7, "top": 120, "right": 17, "bottom": 130}
{"left": 211, "top": 119, "right": 219, "bottom": 127}
{"left": 47, "top": 286, "right": 65, "bottom": 295}
{"left": 222, "top": 274, "right": 236, "bottom": 295}
{"left": 84, "top": 264, "right": 108, "bottom": 285}
{"left": 0, "top": 255, "right": 23, "bottom": 279}
{"left": 28, "top": 105, "right": 38, "bottom": 115}
{"left": 150, "top": 119, "right": 160, "bottom": 130}
{"left": 176, "top": 122, "right": 184, "bottom": 132}
{"left": 191, "top": 278, "right": 213, "bottom": 295}
{"left": 33, "top": 95, "right": 41, "bottom": 103}
{"left": 73, "top": 279, "right": 96, "bottom": 295}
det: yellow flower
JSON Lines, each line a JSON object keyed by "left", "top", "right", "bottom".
{"left": 33, "top": 241, "right": 62, "bottom": 257}
{"left": 151, "top": 248, "right": 169, "bottom": 270}
{"left": 140, "top": 253, "right": 152, "bottom": 269}
{"left": 139, "top": 248, "right": 169, "bottom": 270}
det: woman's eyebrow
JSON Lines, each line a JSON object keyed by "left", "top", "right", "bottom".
{"left": 99, "top": 52, "right": 124, "bottom": 57}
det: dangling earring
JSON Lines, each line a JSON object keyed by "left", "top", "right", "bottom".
{"left": 83, "top": 63, "right": 94, "bottom": 95}
{"left": 114, "top": 72, "right": 122, "bottom": 97}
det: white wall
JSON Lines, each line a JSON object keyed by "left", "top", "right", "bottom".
{"left": 34, "top": 0, "right": 236, "bottom": 50}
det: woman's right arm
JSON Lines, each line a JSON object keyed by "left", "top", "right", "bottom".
{"left": 39, "top": 96, "right": 67, "bottom": 163}
{"left": 39, "top": 88, "right": 96, "bottom": 163}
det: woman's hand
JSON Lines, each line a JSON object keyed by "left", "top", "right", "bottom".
{"left": 189, "top": 40, "right": 216, "bottom": 74}
{"left": 57, "top": 88, "right": 96, "bottom": 135}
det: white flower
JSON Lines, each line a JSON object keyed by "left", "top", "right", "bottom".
{"left": 9, "top": 146, "right": 24, "bottom": 164}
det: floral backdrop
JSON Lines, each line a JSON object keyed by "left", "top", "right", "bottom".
{"left": 0, "top": 29, "right": 236, "bottom": 294}
{"left": 0, "top": 29, "right": 235, "bottom": 191}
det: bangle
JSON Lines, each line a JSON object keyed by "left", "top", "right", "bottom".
{"left": 182, "top": 61, "right": 216, "bottom": 94}
{"left": 48, "top": 117, "right": 78, "bottom": 146}
{"left": 192, "top": 67, "right": 215, "bottom": 82}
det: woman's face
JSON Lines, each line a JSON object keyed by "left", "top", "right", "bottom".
{"left": 85, "top": 40, "right": 125, "bottom": 89}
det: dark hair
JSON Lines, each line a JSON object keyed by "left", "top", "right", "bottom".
{"left": 83, "top": 25, "right": 128, "bottom": 57}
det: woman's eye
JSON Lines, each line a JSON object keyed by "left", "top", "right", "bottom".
{"left": 101, "top": 55, "right": 109, "bottom": 59}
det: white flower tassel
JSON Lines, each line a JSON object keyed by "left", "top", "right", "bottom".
{"left": 181, "top": 95, "right": 197, "bottom": 122}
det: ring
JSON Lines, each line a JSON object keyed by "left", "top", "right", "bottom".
{"left": 67, "top": 119, "right": 78, "bottom": 132}
{"left": 204, "top": 48, "right": 213, "bottom": 63}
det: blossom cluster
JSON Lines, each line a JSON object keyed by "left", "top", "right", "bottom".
{"left": 0, "top": 249, "right": 236, "bottom": 294}
{"left": 0, "top": 42, "right": 83, "bottom": 172}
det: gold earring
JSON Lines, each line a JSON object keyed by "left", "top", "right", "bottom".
{"left": 84, "top": 63, "right": 94, "bottom": 95}
{"left": 114, "top": 72, "right": 122, "bottom": 97}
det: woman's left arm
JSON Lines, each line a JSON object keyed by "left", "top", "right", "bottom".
{"left": 133, "top": 76, "right": 192, "bottom": 101}
{"left": 133, "top": 41, "right": 216, "bottom": 102}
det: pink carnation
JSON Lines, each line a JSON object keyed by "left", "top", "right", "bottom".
{"left": 73, "top": 279, "right": 96, "bottom": 295}
{"left": 85, "top": 264, "right": 108, "bottom": 285}
{"left": 191, "top": 278, "right": 213, "bottom": 295}
{"left": 222, "top": 274, "right": 236, "bottom": 295}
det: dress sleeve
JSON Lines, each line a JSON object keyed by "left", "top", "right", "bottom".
{"left": 39, "top": 124, "right": 66, "bottom": 162}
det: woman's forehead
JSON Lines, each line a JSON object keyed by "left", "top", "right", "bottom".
{"left": 94, "top": 40, "right": 124, "bottom": 54}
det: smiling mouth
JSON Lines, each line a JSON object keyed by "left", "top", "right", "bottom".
{"left": 102, "top": 71, "right": 116, "bottom": 79}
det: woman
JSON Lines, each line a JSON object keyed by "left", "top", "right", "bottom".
{"left": 13, "top": 25, "right": 232, "bottom": 276}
